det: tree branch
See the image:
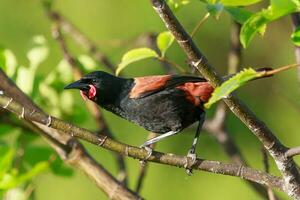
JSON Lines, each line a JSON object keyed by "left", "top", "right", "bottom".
{"left": 150, "top": 0, "right": 300, "bottom": 198}
{"left": 50, "top": 18, "right": 128, "bottom": 185}
{"left": 262, "top": 147, "right": 277, "bottom": 200}
{"left": 286, "top": 147, "right": 300, "bottom": 158}
{"left": 44, "top": 5, "right": 115, "bottom": 72}
{"left": 0, "top": 70, "right": 139, "bottom": 200}
{"left": 228, "top": 21, "right": 242, "bottom": 74}
{"left": 134, "top": 132, "right": 157, "bottom": 193}
{"left": 0, "top": 93, "right": 284, "bottom": 192}
{"left": 204, "top": 21, "right": 273, "bottom": 199}
{"left": 190, "top": 12, "right": 210, "bottom": 38}
{"left": 204, "top": 103, "right": 272, "bottom": 199}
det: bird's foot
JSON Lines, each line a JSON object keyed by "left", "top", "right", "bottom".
{"left": 139, "top": 144, "right": 153, "bottom": 165}
{"left": 184, "top": 148, "right": 197, "bottom": 175}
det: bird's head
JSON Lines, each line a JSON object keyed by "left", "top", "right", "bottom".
{"left": 64, "top": 71, "right": 116, "bottom": 102}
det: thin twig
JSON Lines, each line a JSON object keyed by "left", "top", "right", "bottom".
{"left": 258, "top": 63, "right": 300, "bottom": 77}
{"left": 0, "top": 93, "right": 284, "bottom": 192}
{"left": 191, "top": 13, "right": 210, "bottom": 38}
{"left": 135, "top": 132, "right": 157, "bottom": 193}
{"left": 24, "top": 184, "right": 35, "bottom": 200}
{"left": 44, "top": 5, "right": 115, "bottom": 72}
{"left": 143, "top": 33, "right": 177, "bottom": 74}
{"left": 262, "top": 147, "right": 277, "bottom": 200}
{"left": 228, "top": 21, "right": 242, "bottom": 74}
{"left": 158, "top": 57, "right": 186, "bottom": 73}
{"left": 150, "top": 0, "right": 300, "bottom": 198}
{"left": 261, "top": 147, "right": 270, "bottom": 173}
{"left": 285, "top": 147, "right": 300, "bottom": 158}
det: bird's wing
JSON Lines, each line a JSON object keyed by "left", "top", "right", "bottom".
{"left": 129, "top": 75, "right": 208, "bottom": 99}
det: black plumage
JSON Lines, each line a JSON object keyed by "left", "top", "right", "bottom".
{"left": 65, "top": 71, "right": 207, "bottom": 134}
{"left": 65, "top": 71, "right": 214, "bottom": 171}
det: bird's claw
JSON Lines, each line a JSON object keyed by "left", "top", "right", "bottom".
{"left": 139, "top": 145, "right": 153, "bottom": 165}
{"left": 184, "top": 149, "right": 197, "bottom": 175}
{"left": 187, "top": 149, "right": 197, "bottom": 164}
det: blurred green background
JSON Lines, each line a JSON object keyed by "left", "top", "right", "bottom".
{"left": 1, "top": 0, "right": 300, "bottom": 199}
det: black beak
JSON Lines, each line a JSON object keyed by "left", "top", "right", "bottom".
{"left": 64, "top": 79, "right": 90, "bottom": 90}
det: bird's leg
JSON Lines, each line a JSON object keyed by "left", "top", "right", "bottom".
{"left": 140, "top": 130, "right": 179, "bottom": 159}
{"left": 185, "top": 112, "right": 205, "bottom": 175}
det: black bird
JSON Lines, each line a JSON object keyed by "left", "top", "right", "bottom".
{"left": 65, "top": 71, "right": 212, "bottom": 162}
{"left": 64, "top": 70, "right": 270, "bottom": 167}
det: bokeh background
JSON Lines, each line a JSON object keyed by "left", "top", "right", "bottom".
{"left": 1, "top": 0, "right": 300, "bottom": 199}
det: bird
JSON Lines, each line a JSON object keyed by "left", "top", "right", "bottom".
{"left": 64, "top": 69, "right": 271, "bottom": 170}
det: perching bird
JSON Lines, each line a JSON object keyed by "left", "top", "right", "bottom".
{"left": 64, "top": 69, "right": 271, "bottom": 167}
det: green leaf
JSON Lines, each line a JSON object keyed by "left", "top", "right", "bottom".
{"left": 116, "top": 48, "right": 159, "bottom": 76}
{"left": 0, "top": 161, "right": 48, "bottom": 190}
{"left": 271, "top": 0, "right": 300, "bottom": 17}
{"left": 240, "top": 9, "right": 269, "bottom": 48}
{"left": 0, "top": 146, "right": 15, "bottom": 180}
{"left": 27, "top": 35, "right": 49, "bottom": 70}
{"left": 4, "top": 49, "right": 17, "bottom": 77}
{"left": 78, "top": 55, "right": 97, "bottom": 71}
{"left": 205, "top": 68, "right": 259, "bottom": 108}
{"left": 23, "top": 146, "right": 73, "bottom": 177}
{"left": 157, "top": 31, "right": 175, "bottom": 57}
{"left": 16, "top": 36, "right": 49, "bottom": 95}
{"left": 0, "top": 173, "right": 16, "bottom": 190}
{"left": 39, "top": 82, "right": 60, "bottom": 116}
{"left": 0, "top": 48, "right": 17, "bottom": 77}
{"left": 2, "top": 188, "right": 26, "bottom": 200}
{"left": 240, "top": 0, "right": 300, "bottom": 48}
{"left": 0, "top": 48, "right": 5, "bottom": 69}
{"left": 16, "top": 132, "right": 38, "bottom": 146}
{"left": 16, "top": 161, "right": 48, "bottom": 185}
{"left": 167, "top": 0, "right": 190, "bottom": 12}
{"left": 200, "top": 0, "right": 262, "bottom": 6}
{"left": 50, "top": 158, "right": 73, "bottom": 177}
{"left": 56, "top": 59, "right": 73, "bottom": 84}
{"left": 16, "top": 66, "right": 35, "bottom": 95}
{"left": 43, "top": 0, "right": 54, "bottom": 10}
{"left": 206, "top": 3, "right": 224, "bottom": 18}
{"left": 60, "top": 91, "right": 74, "bottom": 114}
{"left": 225, "top": 7, "right": 253, "bottom": 24}
{"left": 220, "top": 0, "right": 262, "bottom": 6}
{"left": 292, "top": 26, "right": 300, "bottom": 46}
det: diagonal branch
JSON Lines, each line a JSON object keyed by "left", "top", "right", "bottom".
{"left": 0, "top": 70, "right": 140, "bottom": 200}
{"left": 204, "top": 21, "right": 273, "bottom": 199}
{"left": 44, "top": 5, "right": 115, "bottom": 72}
{"left": 0, "top": 93, "right": 284, "bottom": 192}
{"left": 50, "top": 17, "right": 128, "bottom": 185}
{"left": 204, "top": 103, "right": 272, "bottom": 199}
{"left": 150, "top": 0, "right": 300, "bottom": 198}
{"left": 228, "top": 21, "right": 242, "bottom": 75}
